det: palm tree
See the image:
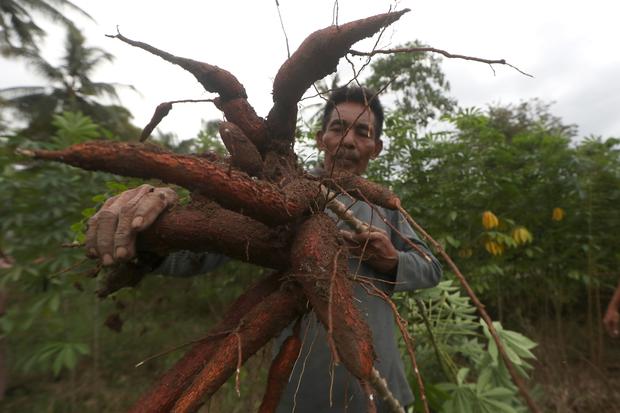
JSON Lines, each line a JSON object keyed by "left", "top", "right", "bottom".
{"left": 0, "top": 26, "right": 137, "bottom": 139}
{"left": 0, "top": 0, "right": 92, "bottom": 56}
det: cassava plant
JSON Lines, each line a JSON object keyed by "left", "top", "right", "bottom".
{"left": 17, "top": 9, "right": 540, "bottom": 413}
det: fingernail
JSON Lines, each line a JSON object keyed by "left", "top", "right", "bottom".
{"left": 102, "top": 254, "right": 114, "bottom": 266}
{"left": 131, "top": 216, "right": 144, "bottom": 228}
{"left": 116, "top": 247, "right": 127, "bottom": 259}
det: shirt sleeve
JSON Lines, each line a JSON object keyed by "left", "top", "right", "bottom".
{"left": 151, "top": 251, "right": 229, "bottom": 278}
{"left": 388, "top": 210, "right": 442, "bottom": 292}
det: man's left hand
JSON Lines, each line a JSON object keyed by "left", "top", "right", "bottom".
{"left": 340, "top": 228, "right": 398, "bottom": 274}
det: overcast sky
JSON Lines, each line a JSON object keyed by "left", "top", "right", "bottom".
{"left": 2, "top": 0, "right": 619, "bottom": 141}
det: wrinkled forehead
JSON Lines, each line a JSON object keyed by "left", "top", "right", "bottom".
{"left": 327, "top": 102, "right": 375, "bottom": 128}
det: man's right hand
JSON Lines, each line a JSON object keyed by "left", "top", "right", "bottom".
{"left": 85, "top": 184, "right": 178, "bottom": 266}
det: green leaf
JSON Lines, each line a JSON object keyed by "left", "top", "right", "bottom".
{"left": 81, "top": 207, "right": 96, "bottom": 218}
{"left": 456, "top": 367, "right": 470, "bottom": 385}
{"left": 48, "top": 293, "right": 60, "bottom": 312}
{"left": 446, "top": 235, "right": 461, "bottom": 248}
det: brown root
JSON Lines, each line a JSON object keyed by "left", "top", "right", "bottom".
{"left": 322, "top": 170, "right": 401, "bottom": 210}
{"left": 267, "top": 9, "right": 409, "bottom": 141}
{"left": 138, "top": 200, "right": 292, "bottom": 269}
{"left": 128, "top": 272, "right": 284, "bottom": 413}
{"left": 257, "top": 320, "right": 302, "bottom": 413}
{"left": 218, "top": 121, "right": 263, "bottom": 177}
{"left": 140, "top": 102, "right": 172, "bottom": 142}
{"left": 28, "top": 141, "right": 316, "bottom": 225}
{"left": 290, "top": 213, "right": 375, "bottom": 381}
{"left": 213, "top": 97, "right": 269, "bottom": 151}
{"left": 106, "top": 31, "right": 246, "bottom": 100}
{"left": 170, "top": 282, "right": 305, "bottom": 413}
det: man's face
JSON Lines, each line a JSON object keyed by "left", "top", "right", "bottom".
{"left": 316, "top": 101, "right": 382, "bottom": 175}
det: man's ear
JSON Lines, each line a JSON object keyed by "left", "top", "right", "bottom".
{"left": 316, "top": 130, "right": 326, "bottom": 151}
{"left": 371, "top": 139, "right": 383, "bottom": 159}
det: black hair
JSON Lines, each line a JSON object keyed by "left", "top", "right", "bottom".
{"left": 320, "top": 85, "right": 385, "bottom": 140}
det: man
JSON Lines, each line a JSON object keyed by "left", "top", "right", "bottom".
{"left": 86, "top": 86, "right": 442, "bottom": 411}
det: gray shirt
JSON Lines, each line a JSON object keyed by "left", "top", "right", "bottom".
{"left": 154, "top": 194, "right": 442, "bottom": 412}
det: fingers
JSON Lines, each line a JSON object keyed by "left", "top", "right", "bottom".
{"left": 85, "top": 215, "right": 99, "bottom": 258}
{"left": 95, "top": 210, "right": 119, "bottom": 266}
{"left": 339, "top": 228, "right": 398, "bottom": 273}
{"left": 111, "top": 186, "right": 156, "bottom": 260}
{"left": 84, "top": 185, "right": 178, "bottom": 266}
{"left": 340, "top": 229, "right": 357, "bottom": 245}
{"left": 113, "top": 206, "right": 137, "bottom": 261}
{"left": 339, "top": 229, "right": 378, "bottom": 258}
{"left": 131, "top": 188, "right": 178, "bottom": 231}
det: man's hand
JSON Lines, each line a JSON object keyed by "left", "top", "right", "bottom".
{"left": 85, "top": 184, "right": 178, "bottom": 266}
{"left": 604, "top": 305, "right": 620, "bottom": 338}
{"left": 340, "top": 228, "right": 398, "bottom": 274}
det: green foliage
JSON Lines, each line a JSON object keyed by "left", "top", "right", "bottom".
{"left": 399, "top": 281, "right": 537, "bottom": 412}
{"left": 22, "top": 341, "right": 90, "bottom": 377}
{"left": 370, "top": 101, "right": 620, "bottom": 322}
{"left": 154, "top": 119, "right": 227, "bottom": 155}
{"left": 0, "top": 112, "right": 122, "bottom": 378}
{"left": 367, "top": 97, "right": 619, "bottom": 410}
{"left": 0, "top": 110, "right": 273, "bottom": 411}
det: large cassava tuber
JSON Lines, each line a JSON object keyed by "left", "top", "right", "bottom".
{"left": 22, "top": 9, "right": 459, "bottom": 413}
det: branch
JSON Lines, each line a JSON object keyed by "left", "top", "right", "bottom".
{"left": 358, "top": 278, "right": 430, "bottom": 413}
{"left": 320, "top": 185, "right": 369, "bottom": 233}
{"left": 396, "top": 206, "right": 542, "bottom": 413}
{"left": 274, "top": 0, "right": 291, "bottom": 58}
{"left": 321, "top": 182, "right": 433, "bottom": 263}
{"left": 370, "top": 367, "right": 406, "bottom": 413}
{"left": 349, "top": 47, "right": 533, "bottom": 77}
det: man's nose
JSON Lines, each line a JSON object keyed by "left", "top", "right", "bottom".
{"left": 341, "top": 129, "right": 356, "bottom": 148}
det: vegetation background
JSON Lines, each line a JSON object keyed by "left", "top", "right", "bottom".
{"left": 1, "top": 2, "right": 619, "bottom": 412}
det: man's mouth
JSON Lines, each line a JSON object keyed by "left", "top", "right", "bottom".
{"left": 334, "top": 150, "right": 359, "bottom": 162}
